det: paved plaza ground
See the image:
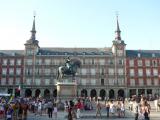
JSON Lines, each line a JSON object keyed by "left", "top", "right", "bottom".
{"left": 27, "top": 101, "right": 160, "bottom": 120}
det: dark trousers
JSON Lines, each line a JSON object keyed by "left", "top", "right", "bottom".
{"left": 135, "top": 113, "right": 138, "bottom": 120}
{"left": 106, "top": 108, "right": 109, "bottom": 117}
{"left": 48, "top": 108, "right": 52, "bottom": 118}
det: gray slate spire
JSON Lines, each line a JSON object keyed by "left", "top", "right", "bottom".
{"left": 115, "top": 15, "right": 121, "bottom": 40}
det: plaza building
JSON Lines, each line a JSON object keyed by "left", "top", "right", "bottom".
{"left": 0, "top": 16, "right": 159, "bottom": 99}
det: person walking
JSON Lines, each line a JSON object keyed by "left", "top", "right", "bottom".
{"left": 133, "top": 100, "right": 139, "bottom": 120}
{"left": 53, "top": 103, "right": 58, "bottom": 119}
{"left": 96, "top": 99, "right": 102, "bottom": 118}
{"left": 105, "top": 101, "right": 110, "bottom": 117}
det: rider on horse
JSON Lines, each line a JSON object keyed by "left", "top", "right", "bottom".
{"left": 65, "top": 57, "right": 71, "bottom": 71}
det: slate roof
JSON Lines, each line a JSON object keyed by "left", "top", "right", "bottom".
{"left": 126, "top": 50, "right": 160, "bottom": 58}
{"left": 0, "top": 50, "right": 24, "bottom": 56}
{"left": 38, "top": 47, "right": 112, "bottom": 56}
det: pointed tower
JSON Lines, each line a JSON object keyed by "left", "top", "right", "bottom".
{"left": 24, "top": 16, "right": 39, "bottom": 56}
{"left": 112, "top": 15, "right": 126, "bottom": 56}
{"left": 115, "top": 15, "right": 121, "bottom": 40}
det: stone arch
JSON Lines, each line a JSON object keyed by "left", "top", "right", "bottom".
{"left": 53, "top": 89, "right": 57, "bottom": 98}
{"left": 90, "top": 89, "right": 97, "bottom": 98}
{"left": 44, "top": 89, "right": 50, "bottom": 98}
{"left": 35, "top": 89, "right": 41, "bottom": 98}
{"left": 118, "top": 89, "right": 125, "bottom": 99}
{"left": 25, "top": 89, "right": 32, "bottom": 97}
{"left": 109, "top": 89, "right": 115, "bottom": 99}
{"left": 81, "top": 89, "right": 88, "bottom": 97}
{"left": 99, "top": 89, "right": 106, "bottom": 100}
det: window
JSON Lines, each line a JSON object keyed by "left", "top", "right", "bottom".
{"left": 16, "top": 68, "right": 21, "bottom": 75}
{"left": 108, "top": 68, "right": 114, "bottom": 75}
{"left": 9, "top": 68, "right": 14, "bottom": 75}
{"left": 36, "top": 59, "right": 42, "bottom": 65}
{"left": 108, "top": 59, "right": 114, "bottom": 65}
{"left": 153, "top": 69, "right": 158, "bottom": 76}
{"left": 26, "top": 79, "right": 32, "bottom": 85}
{"left": 101, "top": 79, "right": 104, "bottom": 85}
{"left": 91, "top": 79, "right": 96, "bottom": 85}
{"left": 81, "top": 79, "right": 86, "bottom": 85}
{"left": 16, "top": 59, "right": 21, "bottom": 65}
{"left": 91, "top": 68, "right": 96, "bottom": 75}
{"left": 152, "top": 60, "right": 157, "bottom": 67}
{"left": 118, "top": 79, "right": 124, "bottom": 85}
{"left": 26, "top": 68, "right": 32, "bottom": 75}
{"left": 35, "top": 79, "right": 41, "bottom": 85}
{"left": 2, "top": 59, "right": 7, "bottom": 65}
{"left": 119, "top": 59, "right": 123, "bottom": 65}
{"left": 129, "top": 60, "right": 134, "bottom": 67}
{"left": 138, "top": 69, "right": 143, "bottom": 76}
{"left": 81, "top": 68, "right": 87, "bottom": 75}
{"left": 44, "top": 69, "right": 51, "bottom": 75}
{"left": 15, "top": 78, "right": 20, "bottom": 85}
{"left": 139, "top": 79, "right": 144, "bottom": 86}
{"left": 92, "top": 59, "right": 94, "bottom": 65}
{"left": 8, "top": 78, "right": 13, "bottom": 85}
{"left": 35, "top": 68, "right": 41, "bottom": 75}
{"left": 2, "top": 68, "right": 7, "bottom": 75}
{"left": 146, "top": 69, "right": 150, "bottom": 76}
{"left": 154, "top": 78, "right": 159, "bottom": 86}
{"left": 145, "top": 60, "right": 150, "bottom": 66}
{"left": 83, "top": 59, "right": 85, "bottom": 65}
{"left": 99, "top": 59, "right": 105, "bottom": 65}
{"left": 130, "top": 79, "right": 135, "bottom": 86}
{"left": 26, "top": 59, "right": 32, "bottom": 65}
{"left": 45, "top": 79, "right": 50, "bottom": 85}
{"left": 10, "top": 59, "right": 14, "bottom": 65}
{"left": 45, "top": 59, "right": 51, "bottom": 65}
{"left": 100, "top": 68, "right": 104, "bottom": 75}
{"left": 109, "top": 79, "right": 114, "bottom": 85}
{"left": 1, "top": 78, "right": 6, "bottom": 85}
{"left": 118, "top": 69, "right": 123, "bottom": 75}
{"left": 130, "top": 69, "right": 134, "bottom": 76}
{"left": 147, "top": 78, "right": 152, "bottom": 86}
{"left": 138, "top": 60, "right": 142, "bottom": 66}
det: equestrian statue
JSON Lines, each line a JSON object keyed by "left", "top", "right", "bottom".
{"left": 57, "top": 57, "right": 81, "bottom": 81}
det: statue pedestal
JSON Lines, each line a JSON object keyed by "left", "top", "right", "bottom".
{"left": 56, "top": 81, "right": 77, "bottom": 100}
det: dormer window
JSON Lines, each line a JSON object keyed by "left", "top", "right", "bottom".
{"left": 152, "top": 53, "right": 155, "bottom": 57}
{"left": 138, "top": 53, "right": 141, "bottom": 58}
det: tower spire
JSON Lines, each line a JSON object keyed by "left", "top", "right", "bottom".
{"left": 30, "top": 15, "right": 36, "bottom": 40}
{"left": 115, "top": 14, "right": 121, "bottom": 40}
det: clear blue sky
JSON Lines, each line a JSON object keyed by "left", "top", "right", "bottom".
{"left": 0, "top": 0, "right": 159, "bottom": 50}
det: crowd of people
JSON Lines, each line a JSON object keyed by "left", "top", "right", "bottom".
{"left": 0, "top": 95, "right": 159, "bottom": 120}
{"left": 128, "top": 96, "right": 152, "bottom": 120}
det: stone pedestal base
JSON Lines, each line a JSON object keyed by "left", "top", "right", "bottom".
{"left": 56, "top": 82, "right": 77, "bottom": 100}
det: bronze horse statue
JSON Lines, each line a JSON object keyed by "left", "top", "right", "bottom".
{"left": 57, "top": 59, "right": 81, "bottom": 80}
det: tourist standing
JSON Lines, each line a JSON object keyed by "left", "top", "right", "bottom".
{"left": 47, "top": 100, "right": 53, "bottom": 118}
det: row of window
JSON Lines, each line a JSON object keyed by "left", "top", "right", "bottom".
{"left": 25, "top": 68, "right": 124, "bottom": 76}
{"left": 26, "top": 58, "right": 124, "bottom": 65}
{"left": 130, "top": 78, "right": 159, "bottom": 86}
{"left": 0, "top": 59, "right": 22, "bottom": 65}
{"left": 129, "top": 59, "right": 159, "bottom": 67}
{"left": 1, "top": 68, "right": 22, "bottom": 75}
{"left": 129, "top": 68, "right": 158, "bottom": 76}
{"left": 0, "top": 78, "right": 21, "bottom": 85}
